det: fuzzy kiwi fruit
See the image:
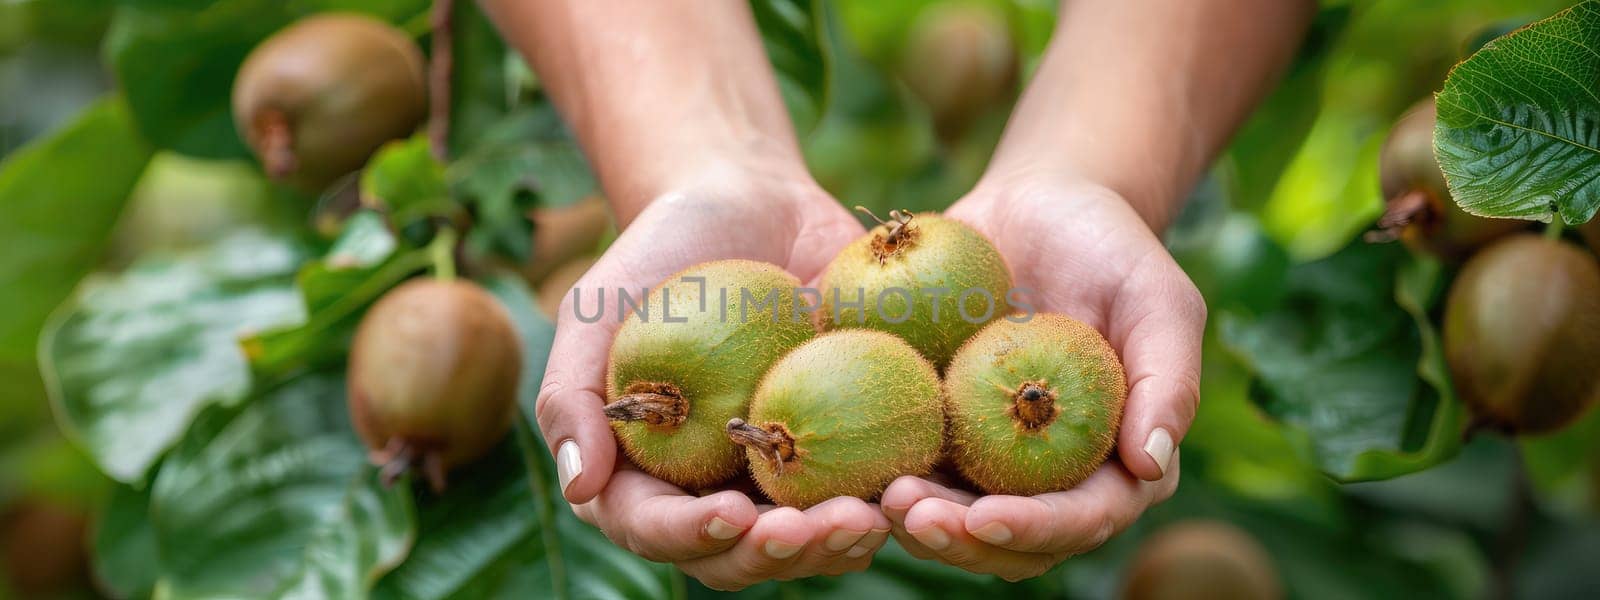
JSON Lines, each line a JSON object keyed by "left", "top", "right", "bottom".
{"left": 347, "top": 278, "right": 523, "bottom": 491}
{"left": 900, "top": 1, "right": 1018, "bottom": 140}
{"left": 605, "top": 260, "right": 815, "bottom": 490}
{"left": 726, "top": 330, "right": 944, "bottom": 508}
{"left": 233, "top": 13, "right": 426, "bottom": 190}
{"left": 1, "top": 501, "right": 89, "bottom": 597}
{"left": 944, "top": 314, "right": 1126, "bottom": 496}
{"left": 817, "top": 208, "right": 1012, "bottom": 369}
{"left": 1366, "top": 97, "right": 1524, "bottom": 259}
{"left": 1122, "top": 520, "right": 1282, "bottom": 600}
{"left": 1444, "top": 234, "right": 1600, "bottom": 434}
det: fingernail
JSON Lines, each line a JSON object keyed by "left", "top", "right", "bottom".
{"left": 825, "top": 529, "right": 867, "bottom": 552}
{"left": 971, "top": 522, "right": 1013, "bottom": 545}
{"left": 846, "top": 544, "right": 872, "bottom": 558}
{"left": 763, "top": 539, "right": 803, "bottom": 559}
{"left": 1144, "top": 427, "right": 1175, "bottom": 477}
{"left": 556, "top": 440, "right": 582, "bottom": 493}
{"left": 911, "top": 527, "right": 951, "bottom": 550}
{"left": 705, "top": 517, "right": 744, "bottom": 540}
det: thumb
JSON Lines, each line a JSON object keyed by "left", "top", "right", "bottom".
{"left": 536, "top": 272, "right": 623, "bottom": 504}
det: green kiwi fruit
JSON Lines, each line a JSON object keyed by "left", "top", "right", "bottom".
{"left": 817, "top": 208, "right": 1013, "bottom": 369}
{"left": 943, "top": 313, "right": 1126, "bottom": 496}
{"left": 605, "top": 260, "right": 815, "bottom": 489}
{"left": 1122, "top": 520, "right": 1282, "bottom": 600}
{"left": 726, "top": 330, "right": 944, "bottom": 508}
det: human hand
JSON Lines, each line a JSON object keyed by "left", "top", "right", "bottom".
{"left": 882, "top": 170, "right": 1204, "bottom": 580}
{"left": 535, "top": 163, "right": 892, "bottom": 589}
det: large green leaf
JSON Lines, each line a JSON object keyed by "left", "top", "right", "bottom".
{"left": 150, "top": 373, "right": 414, "bottom": 599}
{"left": 39, "top": 230, "right": 308, "bottom": 482}
{"left": 103, "top": 0, "right": 429, "bottom": 159}
{"left": 1220, "top": 242, "right": 1462, "bottom": 481}
{"left": 1435, "top": 0, "right": 1600, "bottom": 225}
{"left": 752, "top": 0, "right": 830, "bottom": 135}
{"left": 92, "top": 484, "right": 161, "bottom": 599}
{"left": 0, "top": 96, "right": 150, "bottom": 387}
{"left": 449, "top": 106, "right": 598, "bottom": 262}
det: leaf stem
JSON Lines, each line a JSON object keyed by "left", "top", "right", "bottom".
{"left": 1545, "top": 219, "right": 1565, "bottom": 241}
{"left": 429, "top": 227, "right": 458, "bottom": 282}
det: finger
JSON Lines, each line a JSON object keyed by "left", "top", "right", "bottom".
{"left": 903, "top": 498, "right": 1059, "bottom": 581}
{"left": 677, "top": 506, "right": 813, "bottom": 591}
{"left": 789, "top": 201, "right": 867, "bottom": 283}
{"left": 881, "top": 476, "right": 980, "bottom": 560}
{"left": 787, "top": 497, "right": 887, "bottom": 577}
{"left": 1108, "top": 261, "right": 1205, "bottom": 481}
{"left": 846, "top": 527, "right": 892, "bottom": 560}
{"left": 963, "top": 457, "right": 1181, "bottom": 556}
{"left": 582, "top": 470, "right": 758, "bottom": 562}
{"left": 537, "top": 262, "right": 631, "bottom": 503}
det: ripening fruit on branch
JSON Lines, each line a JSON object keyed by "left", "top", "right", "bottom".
{"left": 232, "top": 13, "right": 427, "bottom": 190}
{"left": 727, "top": 330, "right": 944, "bottom": 508}
{"left": 1366, "top": 98, "right": 1523, "bottom": 259}
{"left": 817, "top": 208, "right": 1013, "bottom": 369}
{"left": 1121, "top": 520, "right": 1282, "bottom": 600}
{"left": 347, "top": 278, "right": 523, "bottom": 492}
{"left": 605, "top": 260, "right": 816, "bottom": 490}
{"left": 1443, "top": 234, "right": 1600, "bottom": 435}
{"left": 943, "top": 314, "right": 1125, "bottom": 496}
{"left": 899, "top": 1, "right": 1018, "bottom": 139}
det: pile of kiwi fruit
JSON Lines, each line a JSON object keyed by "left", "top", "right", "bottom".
{"left": 1370, "top": 97, "right": 1600, "bottom": 436}
{"left": 604, "top": 210, "right": 1127, "bottom": 507}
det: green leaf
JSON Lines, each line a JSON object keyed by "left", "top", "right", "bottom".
{"left": 362, "top": 136, "right": 457, "bottom": 228}
{"left": 92, "top": 484, "right": 160, "bottom": 599}
{"left": 150, "top": 373, "right": 414, "bottom": 599}
{"left": 104, "top": 0, "right": 429, "bottom": 159}
{"left": 446, "top": 0, "right": 515, "bottom": 155}
{"left": 243, "top": 212, "right": 428, "bottom": 381}
{"left": 39, "top": 230, "right": 308, "bottom": 482}
{"left": 449, "top": 106, "right": 597, "bottom": 262}
{"left": 752, "top": 0, "right": 830, "bottom": 135}
{"left": 0, "top": 96, "right": 151, "bottom": 384}
{"left": 1220, "top": 241, "right": 1462, "bottom": 481}
{"left": 1435, "top": 0, "right": 1600, "bottom": 225}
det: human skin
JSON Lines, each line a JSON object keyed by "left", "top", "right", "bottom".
{"left": 482, "top": 0, "right": 1314, "bottom": 588}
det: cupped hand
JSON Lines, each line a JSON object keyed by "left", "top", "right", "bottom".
{"left": 882, "top": 171, "right": 1204, "bottom": 580}
{"left": 534, "top": 164, "right": 890, "bottom": 589}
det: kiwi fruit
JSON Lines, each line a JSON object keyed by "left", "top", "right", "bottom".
{"left": 1, "top": 500, "right": 89, "bottom": 597}
{"left": 1444, "top": 234, "right": 1600, "bottom": 434}
{"left": 817, "top": 208, "right": 1013, "bottom": 369}
{"left": 899, "top": 1, "right": 1018, "bottom": 140}
{"left": 524, "top": 196, "right": 611, "bottom": 285}
{"left": 1366, "top": 97, "right": 1524, "bottom": 259}
{"left": 347, "top": 278, "right": 523, "bottom": 491}
{"left": 943, "top": 314, "right": 1126, "bottom": 496}
{"left": 726, "top": 330, "right": 944, "bottom": 508}
{"left": 1121, "top": 520, "right": 1282, "bottom": 600}
{"left": 536, "top": 256, "right": 597, "bottom": 319}
{"left": 605, "top": 260, "right": 815, "bottom": 490}
{"left": 233, "top": 13, "right": 427, "bottom": 190}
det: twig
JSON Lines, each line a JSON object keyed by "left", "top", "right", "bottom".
{"left": 429, "top": 0, "right": 455, "bottom": 161}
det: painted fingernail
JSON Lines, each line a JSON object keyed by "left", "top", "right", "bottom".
{"left": 825, "top": 529, "right": 867, "bottom": 552}
{"left": 911, "top": 527, "right": 951, "bottom": 550}
{"left": 705, "top": 517, "right": 744, "bottom": 540}
{"left": 1144, "top": 427, "right": 1175, "bottom": 477}
{"left": 971, "top": 522, "right": 1013, "bottom": 545}
{"left": 763, "top": 539, "right": 803, "bottom": 559}
{"left": 556, "top": 440, "right": 582, "bottom": 493}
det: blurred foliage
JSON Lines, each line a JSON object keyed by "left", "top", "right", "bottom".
{"left": 2, "top": 0, "right": 1599, "bottom": 599}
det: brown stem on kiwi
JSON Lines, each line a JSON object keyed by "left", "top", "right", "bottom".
{"left": 603, "top": 383, "right": 688, "bottom": 427}
{"left": 854, "top": 206, "right": 917, "bottom": 263}
{"left": 253, "top": 109, "right": 297, "bottom": 180}
{"left": 1009, "top": 381, "right": 1060, "bottom": 431}
{"left": 372, "top": 439, "right": 450, "bottom": 492}
{"left": 428, "top": 0, "right": 454, "bottom": 161}
{"left": 1365, "top": 189, "right": 1435, "bottom": 243}
{"left": 726, "top": 418, "right": 797, "bottom": 475}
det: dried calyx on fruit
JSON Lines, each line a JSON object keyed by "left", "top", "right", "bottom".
{"left": 1122, "top": 520, "right": 1282, "bottom": 600}
{"left": 817, "top": 207, "right": 1013, "bottom": 369}
{"left": 1365, "top": 97, "right": 1524, "bottom": 259}
{"left": 232, "top": 13, "right": 427, "bottom": 190}
{"left": 727, "top": 330, "right": 944, "bottom": 508}
{"left": 347, "top": 278, "right": 522, "bottom": 492}
{"left": 943, "top": 314, "right": 1126, "bottom": 496}
{"left": 1444, "top": 234, "right": 1600, "bottom": 435}
{"left": 605, "top": 260, "right": 815, "bottom": 490}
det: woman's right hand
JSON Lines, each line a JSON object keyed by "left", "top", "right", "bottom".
{"left": 534, "top": 165, "right": 891, "bottom": 590}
